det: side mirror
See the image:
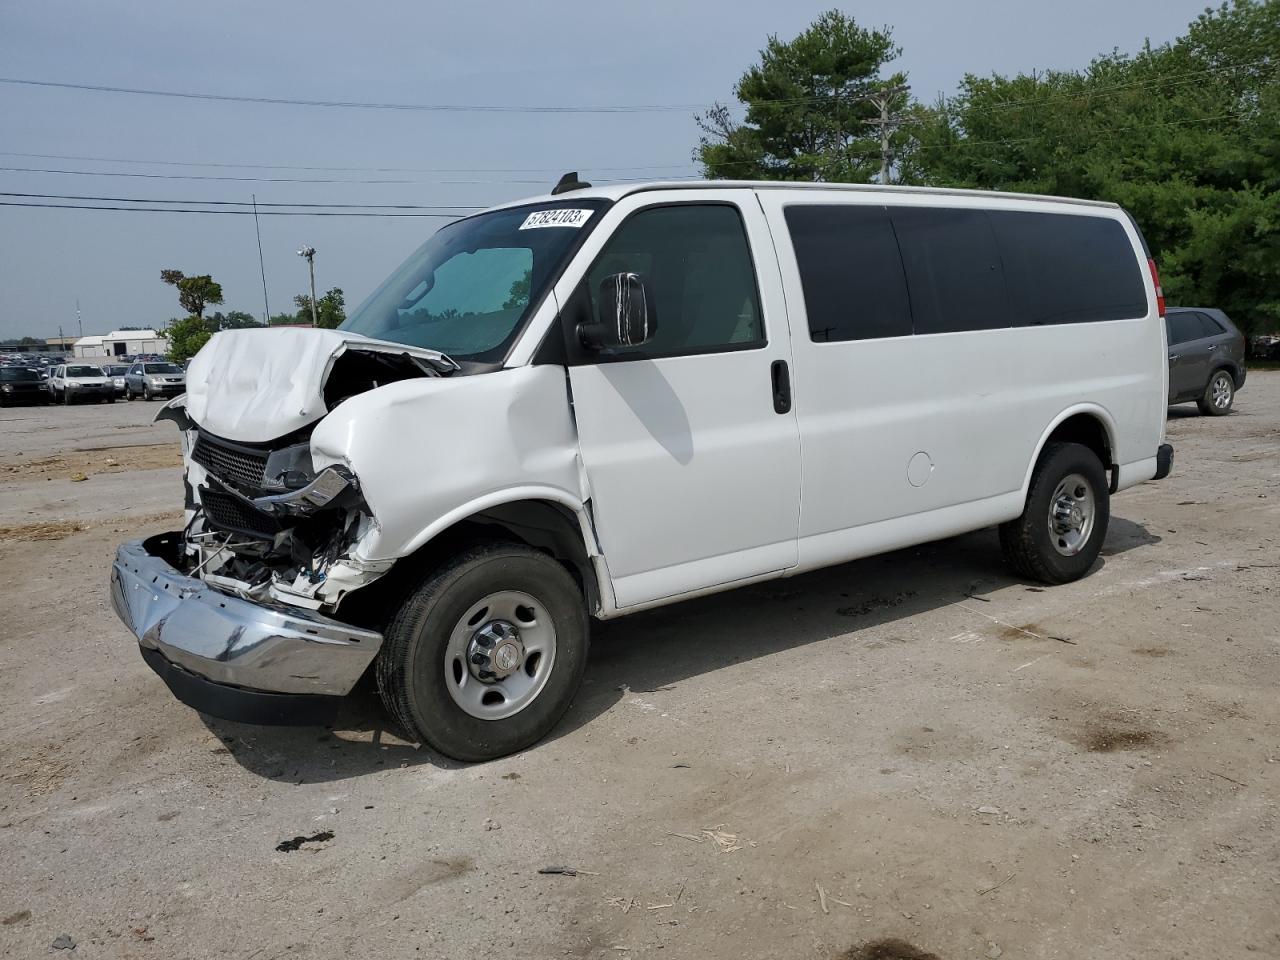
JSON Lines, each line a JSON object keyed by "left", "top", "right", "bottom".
{"left": 578, "top": 272, "right": 657, "bottom": 350}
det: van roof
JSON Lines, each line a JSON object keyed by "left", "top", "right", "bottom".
{"left": 494, "top": 179, "right": 1120, "bottom": 212}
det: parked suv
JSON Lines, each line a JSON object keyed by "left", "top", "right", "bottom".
{"left": 111, "top": 180, "right": 1173, "bottom": 761}
{"left": 0, "top": 366, "right": 51, "bottom": 406}
{"left": 1165, "top": 307, "right": 1246, "bottom": 415}
{"left": 48, "top": 363, "right": 115, "bottom": 404}
{"left": 125, "top": 361, "right": 186, "bottom": 400}
{"left": 102, "top": 364, "right": 129, "bottom": 396}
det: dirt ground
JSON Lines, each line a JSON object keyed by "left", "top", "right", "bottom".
{"left": 1, "top": 378, "right": 1277, "bottom": 960}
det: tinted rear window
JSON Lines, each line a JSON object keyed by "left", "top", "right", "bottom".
{"left": 889, "top": 207, "right": 1009, "bottom": 334}
{"left": 784, "top": 205, "right": 912, "bottom": 342}
{"left": 1167, "top": 312, "right": 1203, "bottom": 345}
{"left": 989, "top": 211, "right": 1146, "bottom": 326}
{"left": 1197, "top": 312, "right": 1226, "bottom": 336}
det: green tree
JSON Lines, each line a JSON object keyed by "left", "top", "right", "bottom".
{"left": 206, "top": 309, "right": 263, "bottom": 331}
{"left": 160, "top": 269, "right": 224, "bottom": 320}
{"left": 907, "top": 0, "right": 1280, "bottom": 339}
{"left": 292, "top": 287, "right": 346, "bottom": 328}
{"left": 166, "top": 315, "right": 211, "bottom": 363}
{"left": 696, "top": 11, "right": 908, "bottom": 182}
{"left": 503, "top": 269, "right": 531, "bottom": 310}
{"left": 268, "top": 312, "right": 298, "bottom": 326}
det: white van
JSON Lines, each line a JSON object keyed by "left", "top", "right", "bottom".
{"left": 111, "top": 178, "right": 1173, "bottom": 760}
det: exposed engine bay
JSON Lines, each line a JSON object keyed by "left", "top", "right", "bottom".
{"left": 162, "top": 329, "right": 460, "bottom": 613}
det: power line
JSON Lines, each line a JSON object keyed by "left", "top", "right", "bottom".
{"left": 0, "top": 190, "right": 481, "bottom": 210}
{"left": 0, "top": 76, "right": 708, "bottom": 113}
{"left": 0, "top": 164, "right": 678, "bottom": 185}
{"left": 0, "top": 200, "right": 467, "bottom": 217}
{"left": 0, "top": 150, "right": 699, "bottom": 175}
{"left": 1, "top": 58, "right": 1266, "bottom": 118}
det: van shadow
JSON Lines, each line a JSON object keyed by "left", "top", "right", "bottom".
{"left": 205, "top": 515, "right": 1160, "bottom": 783}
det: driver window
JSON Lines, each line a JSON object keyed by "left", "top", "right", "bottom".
{"left": 395, "top": 247, "right": 534, "bottom": 355}
{"left": 585, "top": 204, "right": 764, "bottom": 358}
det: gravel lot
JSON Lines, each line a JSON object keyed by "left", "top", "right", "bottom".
{"left": 1, "top": 377, "right": 1277, "bottom": 960}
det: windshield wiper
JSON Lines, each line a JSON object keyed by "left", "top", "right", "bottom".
{"left": 403, "top": 350, "right": 461, "bottom": 376}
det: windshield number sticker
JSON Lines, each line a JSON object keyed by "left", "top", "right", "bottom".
{"left": 519, "top": 208, "right": 593, "bottom": 230}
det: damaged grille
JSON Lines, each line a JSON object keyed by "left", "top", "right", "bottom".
{"left": 192, "top": 432, "right": 269, "bottom": 492}
{"left": 200, "top": 486, "right": 280, "bottom": 539}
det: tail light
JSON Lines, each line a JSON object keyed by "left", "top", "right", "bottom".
{"left": 1147, "top": 258, "right": 1165, "bottom": 318}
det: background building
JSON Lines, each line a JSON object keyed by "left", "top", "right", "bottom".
{"left": 73, "top": 329, "right": 168, "bottom": 359}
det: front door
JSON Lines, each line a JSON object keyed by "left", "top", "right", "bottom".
{"left": 565, "top": 197, "right": 801, "bottom": 609}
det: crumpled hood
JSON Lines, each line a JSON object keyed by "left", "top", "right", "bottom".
{"left": 184, "top": 327, "right": 454, "bottom": 442}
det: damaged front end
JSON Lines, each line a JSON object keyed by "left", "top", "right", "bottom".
{"left": 180, "top": 420, "right": 391, "bottom": 612}
{"left": 156, "top": 328, "right": 455, "bottom": 615}
{"left": 110, "top": 328, "right": 458, "bottom": 723}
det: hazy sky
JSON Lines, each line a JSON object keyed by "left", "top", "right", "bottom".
{"left": 0, "top": 0, "right": 1209, "bottom": 340}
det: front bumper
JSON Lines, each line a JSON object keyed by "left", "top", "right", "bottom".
{"left": 146, "top": 382, "right": 186, "bottom": 395}
{"left": 110, "top": 533, "right": 384, "bottom": 725}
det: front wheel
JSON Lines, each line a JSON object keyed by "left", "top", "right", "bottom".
{"left": 999, "top": 441, "right": 1110, "bottom": 584}
{"left": 143, "top": 384, "right": 153, "bottom": 401}
{"left": 376, "top": 543, "right": 590, "bottom": 762}
{"left": 1197, "top": 370, "right": 1234, "bottom": 416}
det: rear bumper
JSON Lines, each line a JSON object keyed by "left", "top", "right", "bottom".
{"left": 110, "top": 533, "right": 383, "bottom": 724}
{"left": 1153, "top": 443, "right": 1174, "bottom": 481}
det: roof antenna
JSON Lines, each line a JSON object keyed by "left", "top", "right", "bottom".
{"left": 551, "top": 171, "right": 591, "bottom": 195}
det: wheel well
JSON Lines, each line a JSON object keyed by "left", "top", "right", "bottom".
{"left": 341, "top": 499, "right": 600, "bottom": 630}
{"left": 1211, "top": 363, "right": 1240, "bottom": 388}
{"left": 1043, "top": 413, "right": 1113, "bottom": 473}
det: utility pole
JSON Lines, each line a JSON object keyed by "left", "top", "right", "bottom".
{"left": 863, "top": 83, "right": 910, "bottom": 185}
{"left": 75, "top": 298, "right": 83, "bottom": 339}
{"left": 297, "top": 245, "right": 318, "bottom": 327}
{"left": 253, "top": 195, "right": 271, "bottom": 325}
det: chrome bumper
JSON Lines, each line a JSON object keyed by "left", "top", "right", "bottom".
{"left": 110, "top": 534, "right": 383, "bottom": 699}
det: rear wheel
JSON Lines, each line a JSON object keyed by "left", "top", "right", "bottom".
{"left": 999, "top": 441, "right": 1109, "bottom": 584}
{"left": 1197, "top": 370, "right": 1234, "bottom": 416}
{"left": 377, "top": 543, "right": 590, "bottom": 762}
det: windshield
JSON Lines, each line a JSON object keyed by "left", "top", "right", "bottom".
{"left": 342, "top": 200, "right": 609, "bottom": 363}
{"left": 66, "top": 365, "right": 102, "bottom": 377}
{"left": 104, "top": 365, "right": 126, "bottom": 375}
{"left": 144, "top": 363, "right": 182, "bottom": 374}
{"left": 0, "top": 367, "right": 40, "bottom": 382}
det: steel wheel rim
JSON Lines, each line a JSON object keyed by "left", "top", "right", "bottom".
{"left": 1048, "top": 472, "right": 1096, "bottom": 557}
{"left": 443, "top": 590, "right": 557, "bottom": 721}
{"left": 1212, "top": 374, "right": 1232, "bottom": 408}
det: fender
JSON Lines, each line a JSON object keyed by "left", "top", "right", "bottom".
{"left": 1019, "top": 402, "right": 1119, "bottom": 497}
{"left": 388, "top": 484, "right": 620, "bottom": 617}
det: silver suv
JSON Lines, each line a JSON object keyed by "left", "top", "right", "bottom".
{"left": 124, "top": 361, "right": 186, "bottom": 400}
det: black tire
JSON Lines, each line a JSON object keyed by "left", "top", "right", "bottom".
{"left": 377, "top": 543, "right": 590, "bottom": 762}
{"left": 999, "top": 441, "right": 1110, "bottom": 585}
{"left": 105, "top": 395, "right": 115, "bottom": 404}
{"left": 61, "top": 390, "right": 71, "bottom": 405}
{"left": 1196, "top": 369, "right": 1234, "bottom": 416}
{"left": 143, "top": 384, "right": 153, "bottom": 401}
{"left": 125, "top": 385, "right": 134, "bottom": 400}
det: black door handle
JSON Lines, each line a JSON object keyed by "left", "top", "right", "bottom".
{"left": 771, "top": 359, "right": 792, "bottom": 414}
